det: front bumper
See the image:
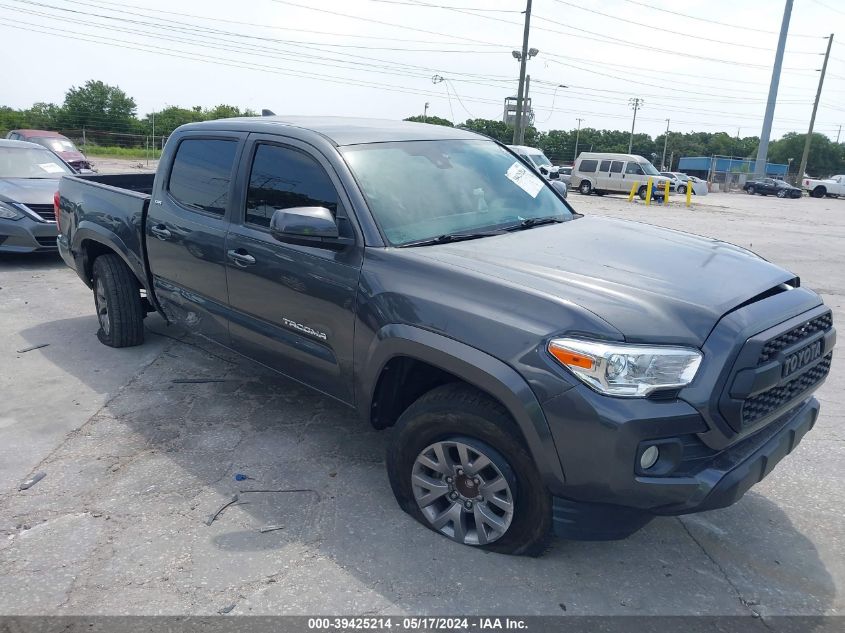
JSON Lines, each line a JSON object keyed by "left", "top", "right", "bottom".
{"left": 0, "top": 216, "right": 58, "bottom": 253}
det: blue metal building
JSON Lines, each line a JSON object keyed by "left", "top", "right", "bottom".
{"left": 678, "top": 156, "right": 788, "bottom": 178}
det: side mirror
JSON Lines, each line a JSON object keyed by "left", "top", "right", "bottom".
{"left": 270, "top": 206, "right": 351, "bottom": 249}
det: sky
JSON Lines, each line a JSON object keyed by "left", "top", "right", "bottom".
{"left": 2, "top": 0, "right": 845, "bottom": 140}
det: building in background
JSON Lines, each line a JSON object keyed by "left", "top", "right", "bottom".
{"left": 679, "top": 156, "right": 789, "bottom": 191}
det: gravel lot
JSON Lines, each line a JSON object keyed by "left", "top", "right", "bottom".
{"left": 1, "top": 166, "right": 842, "bottom": 618}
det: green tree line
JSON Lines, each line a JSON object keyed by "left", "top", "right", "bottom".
{"left": 2, "top": 80, "right": 844, "bottom": 176}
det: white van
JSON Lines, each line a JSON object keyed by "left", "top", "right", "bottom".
{"left": 572, "top": 152, "right": 671, "bottom": 199}
{"left": 508, "top": 145, "right": 561, "bottom": 181}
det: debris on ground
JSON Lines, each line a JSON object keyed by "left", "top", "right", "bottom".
{"left": 205, "top": 494, "right": 239, "bottom": 526}
{"left": 258, "top": 524, "right": 285, "bottom": 533}
{"left": 234, "top": 473, "right": 255, "bottom": 482}
{"left": 19, "top": 472, "right": 46, "bottom": 490}
{"left": 16, "top": 343, "right": 49, "bottom": 354}
{"left": 218, "top": 603, "right": 236, "bottom": 614}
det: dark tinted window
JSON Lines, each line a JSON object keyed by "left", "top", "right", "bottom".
{"left": 610, "top": 161, "right": 624, "bottom": 173}
{"left": 246, "top": 144, "right": 338, "bottom": 228}
{"left": 625, "top": 162, "right": 645, "bottom": 175}
{"left": 599, "top": 160, "right": 612, "bottom": 172}
{"left": 168, "top": 139, "right": 237, "bottom": 215}
{"left": 579, "top": 159, "right": 597, "bottom": 173}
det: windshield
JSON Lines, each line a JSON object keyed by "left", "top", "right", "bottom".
{"left": 641, "top": 161, "right": 661, "bottom": 176}
{"left": 32, "top": 137, "right": 78, "bottom": 153}
{"left": 342, "top": 139, "right": 574, "bottom": 246}
{"left": 0, "top": 147, "right": 73, "bottom": 178}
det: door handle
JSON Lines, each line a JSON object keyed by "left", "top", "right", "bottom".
{"left": 150, "top": 225, "right": 171, "bottom": 240}
{"left": 227, "top": 249, "right": 256, "bottom": 267}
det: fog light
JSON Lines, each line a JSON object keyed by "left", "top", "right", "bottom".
{"left": 640, "top": 445, "right": 659, "bottom": 470}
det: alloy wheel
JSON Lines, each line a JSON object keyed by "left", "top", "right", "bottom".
{"left": 411, "top": 439, "right": 514, "bottom": 546}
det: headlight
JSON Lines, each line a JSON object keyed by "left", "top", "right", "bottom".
{"left": 548, "top": 337, "right": 702, "bottom": 397}
{"left": 0, "top": 201, "right": 25, "bottom": 220}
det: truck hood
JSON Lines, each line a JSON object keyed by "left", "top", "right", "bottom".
{"left": 0, "top": 177, "right": 61, "bottom": 206}
{"left": 404, "top": 216, "right": 796, "bottom": 346}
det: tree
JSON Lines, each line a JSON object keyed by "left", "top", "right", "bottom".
{"left": 60, "top": 80, "right": 137, "bottom": 131}
{"left": 404, "top": 115, "right": 453, "bottom": 126}
{"left": 768, "top": 132, "right": 844, "bottom": 177}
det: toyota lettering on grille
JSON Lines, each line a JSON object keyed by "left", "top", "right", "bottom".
{"left": 782, "top": 340, "right": 822, "bottom": 378}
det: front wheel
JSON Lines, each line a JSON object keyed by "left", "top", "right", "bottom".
{"left": 747, "top": 186, "right": 756, "bottom": 195}
{"left": 579, "top": 180, "right": 592, "bottom": 195}
{"left": 777, "top": 189, "right": 787, "bottom": 198}
{"left": 677, "top": 185, "right": 686, "bottom": 194}
{"left": 92, "top": 254, "right": 145, "bottom": 348}
{"left": 386, "top": 384, "right": 551, "bottom": 556}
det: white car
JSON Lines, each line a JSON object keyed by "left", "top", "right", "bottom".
{"left": 802, "top": 175, "right": 845, "bottom": 198}
{"left": 508, "top": 145, "right": 561, "bottom": 182}
{"left": 659, "top": 171, "right": 707, "bottom": 196}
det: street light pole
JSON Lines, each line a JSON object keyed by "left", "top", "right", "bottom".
{"left": 513, "top": 0, "right": 533, "bottom": 145}
{"left": 661, "top": 118, "right": 670, "bottom": 170}
{"left": 628, "top": 98, "right": 643, "bottom": 154}
{"left": 574, "top": 117, "right": 583, "bottom": 162}
{"left": 424, "top": 102, "right": 429, "bottom": 122}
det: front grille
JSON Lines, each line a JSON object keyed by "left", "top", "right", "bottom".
{"left": 742, "top": 353, "right": 832, "bottom": 426}
{"left": 759, "top": 312, "right": 833, "bottom": 363}
{"left": 26, "top": 204, "right": 56, "bottom": 222}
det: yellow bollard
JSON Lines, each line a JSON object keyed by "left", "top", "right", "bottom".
{"left": 645, "top": 177, "right": 653, "bottom": 206}
{"left": 686, "top": 183, "right": 693, "bottom": 208}
{"left": 664, "top": 180, "right": 670, "bottom": 204}
{"left": 628, "top": 181, "right": 639, "bottom": 202}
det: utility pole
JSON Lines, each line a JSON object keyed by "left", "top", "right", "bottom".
{"left": 424, "top": 102, "right": 429, "bottom": 122}
{"left": 661, "top": 118, "right": 670, "bottom": 170}
{"left": 574, "top": 117, "right": 584, "bottom": 161}
{"left": 755, "top": 0, "right": 793, "bottom": 177}
{"left": 798, "top": 34, "right": 834, "bottom": 181}
{"left": 520, "top": 75, "right": 531, "bottom": 145}
{"left": 513, "top": 0, "right": 533, "bottom": 145}
{"left": 628, "top": 98, "right": 643, "bottom": 154}
{"left": 837, "top": 124, "right": 841, "bottom": 143}
{"left": 151, "top": 110, "right": 155, "bottom": 156}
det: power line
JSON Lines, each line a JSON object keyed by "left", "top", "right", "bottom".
{"left": 549, "top": 0, "right": 823, "bottom": 54}
{"left": 365, "top": 0, "right": 521, "bottom": 12}
{"left": 618, "top": 0, "right": 823, "bottom": 37}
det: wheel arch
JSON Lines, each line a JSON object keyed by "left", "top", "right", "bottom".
{"left": 358, "top": 323, "right": 566, "bottom": 493}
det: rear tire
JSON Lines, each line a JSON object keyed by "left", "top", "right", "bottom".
{"left": 638, "top": 186, "right": 647, "bottom": 200}
{"left": 92, "top": 254, "right": 145, "bottom": 348}
{"left": 747, "top": 186, "right": 756, "bottom": 195}
{"left": 579, "top": 180, "right": 592, "bottom": 195}
{"left": 386, "top": 383, "right": 552, "bottom": 556}
{"left": 811, "top": 186, "right": 826, "bottom": 198}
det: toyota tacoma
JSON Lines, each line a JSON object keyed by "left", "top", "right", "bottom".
{"left": 56, "top": 117, "right": 836, "bottom": 555}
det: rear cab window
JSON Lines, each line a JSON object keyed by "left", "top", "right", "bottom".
{"left": 167, "top": 138, "right": 238, "bottom": 216}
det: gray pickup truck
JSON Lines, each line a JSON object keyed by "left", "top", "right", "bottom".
{"left": 57, "top": 117, "right": 836, "bottom": 555}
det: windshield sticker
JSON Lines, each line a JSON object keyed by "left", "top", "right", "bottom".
{"left": 38, "top": 163, "right": 64, "bottom": 173}
{"left": 505, "top": 162, "right": 543, "bottom": 198}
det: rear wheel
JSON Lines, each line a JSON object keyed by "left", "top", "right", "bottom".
{"left": 747, "top": 186, "right": 756, "bottom": 195}
{"left": 811, "top": 186, "right": 826, "bottom": 198}
{"left": 579, "top": 180, "right": 592, "bottom": 195}
{"left": 92, "top": 254, "right": 145, "bottom": 348}
{"left": 386, "top": 383, "right": 551, "bottom": 556}
{"left": 638, "top": 185, "right": 648, "bottom": 200}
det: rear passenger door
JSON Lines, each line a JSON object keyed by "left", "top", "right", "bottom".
{"left": 224, "top": 136, "right": 363, "bottom": 403}
{"left": 146, "top": 133, "right": 245, "bottom": 343}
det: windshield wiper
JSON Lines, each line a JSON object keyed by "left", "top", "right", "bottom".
{"left": 398, "top": 230, "right": 506, "bottom": 248}
{"left": 504, "top": 216, "right": 566, "bottom": 231}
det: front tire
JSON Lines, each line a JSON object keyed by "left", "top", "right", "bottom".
{"left": 92, "top": 254, "right": 145, "bottom": 348}
{"left": 386, "top": 384, "right": 552, "bottom": 556}
{"left": 777, "top": 189, "right": 787, "bottom": 198}
{"left": 747, "top": 186, "right": 756, "bottom": 195}
{"left": 579, "top": 180, "right": 592, "bottom": 195}
{"left": 677, "top": 184, "right": 687, "bottom": 194}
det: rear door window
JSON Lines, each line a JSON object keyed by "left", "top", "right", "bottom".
{"left": 167, "top": 138, "right": 238, "bottom": 216}
{"left": 579, "top": 159, "right": 598, "bottom": 173}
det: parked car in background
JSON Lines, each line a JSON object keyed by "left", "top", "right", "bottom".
{"left": 660, "top": 171, "right": 707, "bottom": 196}
{"left": 744, "top": 178, "right": 802, "bottom": 199}
{"left": 802, "top": 175, "right": 845, "bottom": 198}
{"left": 573, "top": 152, "right": 671, "bottom": 200}
{"left": 0, "top": 139, "right": 74, "bottom": 253}
{"left": 558, "top": 165, "right": 572, "bottom": 187}
{"left": 508, "top": 145, "right": 560, "bottom": 180}
{"left": 5, "top": 130, "right": 92, "bottom": 171}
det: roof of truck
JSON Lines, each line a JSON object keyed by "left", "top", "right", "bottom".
{"left": 180, "top": 116, "right": 483, "bottom": 146}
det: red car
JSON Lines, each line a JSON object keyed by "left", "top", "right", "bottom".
{"left": 5, "top": 129, "right": 92, "bottom": 171}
